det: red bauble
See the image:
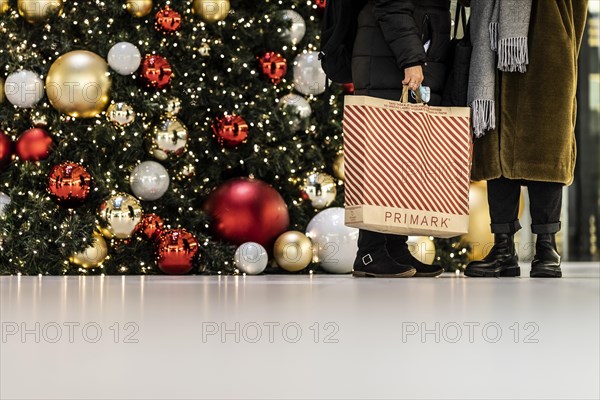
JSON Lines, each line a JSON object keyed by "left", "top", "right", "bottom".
{"left": 155, "top": 6, "right": 182, "bottom": 33}
{"left": 140, "top": 55, "right": 173, "bottom": 89}
{"left": 0, "top": 131, "right": 14, "bottom": 171}
{"left": 258, "top": 52, "right": 287, "bottom": 84}
{"left": 47, "top": 162, "right": 92, "bottom": 207}
{"left": 342, "top": 82, "right": 355, "bottom": 94}
{"left": 155, "top": 229, "right": 199, "bottom": 274}
{"left": 211, "top": 115, "right": 249, "bottom": 148}
{"left": 15, "top": 128, "right": 53, "bottom": 162}
{"left": 315, "top": 0, "right": 327, "bottom": 11}
{"left": 136, "top": 213, "right": 165, "bottom": 241}
{"left": 203, "top": 178, "right": 290, "bottom": 249}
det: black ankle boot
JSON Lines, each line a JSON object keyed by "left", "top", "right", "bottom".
{"left": 531, "top": 234, "right": 562, "bottom": 278}
{"left": 385, "top": 235, "right": 444, "bottom": 277}
{"left": 353, "top": 230, "right": 416, "bottom": 278}
{"left": 464, "top": 233, "right": 520, "bottom": 277}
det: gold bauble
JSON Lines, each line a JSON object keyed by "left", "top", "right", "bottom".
{"left": 164, "top": 97, "right": 181, "bottom": 117}
{"left": 193, "top": 0, "right": 230, "bottom": 23}
{"left": 149, "top": 118, "right": 188, "bottom": 160}
{"left": 0, "top": 78, "right": 4, "bottom": 103}
{"left": 98, "top": 193, "right": 143, "bottom": 239}
{"left": 302, "top": 172, "right": 337, "bottom": 210}
{"left": 17, "top": 0, "right": 63, "bottom": 24}
{"left": 46, "top": 50, "right": 111, "bottom": 118}
{"left": 0, "top": 0, "right": 9, "bottom": 15}
{"left": 31, "top": 112, "right": 48, "bottom": 127}
{"left": 407, "top": 236, "right": 436, "bottom": 265}
{"left": 70, "top": 234, "right": 108, "bottom": 268}
{"left": 332, "top": 152, "right": 345, "bottom": 181}
{"left": 107, "top": 102, "right": 135, "bottom": 126}
{"left": 126, "top": 0, "right": 153, "bottom": 18}
{"left": 273, "top": 231, "right": 313, "bottom": 272}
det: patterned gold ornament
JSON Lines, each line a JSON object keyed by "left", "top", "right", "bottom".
{"left": 148, "top": 118, "right": 188, "bottom": 160}
{"left": 192, "top": 0, "right": 230, "bottom": 23}
{"left": 333, "top": 151, "right": 345, "bottom": 181}
{"left": 98, "top": 193, "right": 143, "bottom": 239}
{"left": 46, "top": 50, "right": 111, "bottom": 118}
{"left": 17, "top": 0, "right": 63, "bottom": 24}
{"left": 273, "top": 231, "right": 313, "bottom": 272}
{"left": 70, "top": 234, "right": 108, "bottom": 268}
{"left": 126, "top": 0, "right": 153, "bottom": 17}
{"left": 107, "top": 102, "right": 136, "bottom": 126}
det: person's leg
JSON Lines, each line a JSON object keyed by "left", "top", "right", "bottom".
{"left": 385, "top": 234, "right": 444, "bottom": 277}
{"left": 465, "top": 177, "right": 521, "bottom": 277}
{"left": 352, "top": 229, "right": 416, "bottom": 278}
{"left": 527, "top": 181, "right": 563, "bottom": 278}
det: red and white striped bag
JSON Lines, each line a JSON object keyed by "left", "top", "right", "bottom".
{"left": 343, "top": 92, "right": 472, "bottom": 238}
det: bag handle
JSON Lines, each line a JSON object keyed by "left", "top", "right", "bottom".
{"left": 401, "top": 85, "right": 423, "bottom": 104}
{"left": 452, "top": 4, "right": 468, "bottom": 39}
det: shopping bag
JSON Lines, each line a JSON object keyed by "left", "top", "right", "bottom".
{"left": 343, "top": 88, "right": 472, "bottom": 238}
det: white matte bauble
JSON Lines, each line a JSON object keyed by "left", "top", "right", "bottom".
{"left": 306, "top": 207, "right": 358, "bottom": 274}
{"left": 130, "top": 161, "right": 170, "bottom": 201}
{"left": 0, "top": 191, "right": 10, "bottom": 217}
{"left": 107, "top": 42, "right": 142, "bottom": 76}
{"left": 278, "top": 10, "right": 306, "bottom": 45}
{"left": 234, "top": 242, "right": 268, "bottom": 275}
{"left": 279, "top": 94, "right": 311, "bottom": 131}
{"left": 293, "top": 51, "right": 327, "bottom": 96}
{"left": 4, "top": 70, "right": 44, "bottom": 108}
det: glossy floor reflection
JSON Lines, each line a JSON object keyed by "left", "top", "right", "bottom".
{"left": 1, "top": 263, "right": 599, "bottom": 400}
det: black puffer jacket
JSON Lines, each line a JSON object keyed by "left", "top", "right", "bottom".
{"left": 352, "top": 0, "right": 451, "bottom": 104}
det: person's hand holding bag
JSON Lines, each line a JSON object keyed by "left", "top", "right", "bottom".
{"left": 402, "top": 65, "right": 424, "bottom": 90}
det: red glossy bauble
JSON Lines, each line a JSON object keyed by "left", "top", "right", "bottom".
{"left": 47, "top": 162, "right": 92, "bottom": 207}
{"left": 155, "top": 6, "right": 182, "bottom": 33}
{"left": 155, "top": 229, "right": 200, "bottom": 274}
{"left": 342, "top": 82, "right": 355, "bottom": 94}
{"left": 140, "top": 55, "right": 173, "bottom": 89}
{"left": 211, "top": 114, "right": 249, "bottom": 148}
{"left": 315, "top": 0, "right": 327, "bottom": 11}
{"left": 0, "top": 131, "right": 14, "bottom": 171}
{"left": 203, "top": 178, "right": 290, "bottom": 249}
{"left": 15, "top": 128, "right": 53, "bottom": 162}
{"left": 136, "top": 213, "right": 165, "bottom": 241}
{"left": 258, "top": 52, "right": 287, "bottom": 84}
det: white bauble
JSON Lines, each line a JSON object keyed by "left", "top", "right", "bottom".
{"left": 4, "top": 70, "right": 44, "bottom": 108}
{"left": 278, "top": 10, "right": 306, "bottom": 45}
{"left": 107, "top": 42, "right": 142, "bottom": 75}
{"left": 293, "top": 52, "right": 327, "bottom": 96}
{"left": 279, "top": 93, "right": 311, "bottom": 131}
{"left": 130, "top": 161, "right": 170, "bottom": 201}
{"left": 234, "top": 242, "right": 268, "bottom": 275}
{"left": 306, "top": 207, "right": 358, "bottom": 274}
{"left": 0, "top": 191, "right": 10, "bottom": 217}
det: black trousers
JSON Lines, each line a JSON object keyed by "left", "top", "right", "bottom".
{"left": 487, "top": 177, "right": 563, "bottom": 235}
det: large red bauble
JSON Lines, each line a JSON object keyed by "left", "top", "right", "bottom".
{"left": 203, "top": 178, "right": 290, "bottom": 249}
{"left": 136, "top": 213, "right": 165, "bottom": 241}
{"left": 155, "top": 229, "right": 199, "bottom": 274}
{"left": 47, "top": 162, "right": 92, "bottom": 207}
{"left": 155, "top": 6, "right": 182, "bottom": 33}
{"left": 140, "top": 55, "right": 173, "bottom": 89}
{"left": 0, "top": 131, "right": 14, "bottom": 171}
{"left": 211, "top": 114, "right": 249, "bottom": 148}
{"left": 15, "top": 128, "right": 53, "bottom": 161}
{"left": 258, "top": 52, "right": 287, "bottom": 84}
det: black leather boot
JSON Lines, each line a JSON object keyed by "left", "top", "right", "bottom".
{"left": 464, "top": 234, "right": 520, "bottom": 277}
{"left": 385, "top": 235, "right": 444, "bottom": 277}
{"left": 353, "top": 230, "right": 416, "bottom": 278}
{"left": 530, "top": 234, "right": 562, "bottom": 278}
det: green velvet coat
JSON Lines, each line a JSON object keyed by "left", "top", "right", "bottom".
{"left": 471, "top": 0, "right": 588, "bottom": 185}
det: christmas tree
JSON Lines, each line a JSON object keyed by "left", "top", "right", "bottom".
{"left": 0, "top": 0, "right": 468, "bottom": 275}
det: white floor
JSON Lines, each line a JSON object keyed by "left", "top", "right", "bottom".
{"left": 1, "top": 263, "right": 599, "bottom": 400}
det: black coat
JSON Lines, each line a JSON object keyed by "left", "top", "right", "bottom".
{"left": 352, "top": 0, "right": 451, "bottom": 104}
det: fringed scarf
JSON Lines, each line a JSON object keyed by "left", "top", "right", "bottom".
{"left": 468, "top": 0, "right": 532, "bottom": 137}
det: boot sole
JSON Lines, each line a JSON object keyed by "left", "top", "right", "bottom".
{"left": 530, "top": 268, "right": 562, "bottom": 278}
{"left": 414, "top": 268, "right": 445, "bottom": 277}
{"left": 352, "top": 268, "right": 417, "bottom": 278}
{"left": 464, "top": 266, "right": 521, "bottom": 278}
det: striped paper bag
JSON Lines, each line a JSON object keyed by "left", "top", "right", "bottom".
{"left": 343, "top": 94, "right": 472, "bottom": 238}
